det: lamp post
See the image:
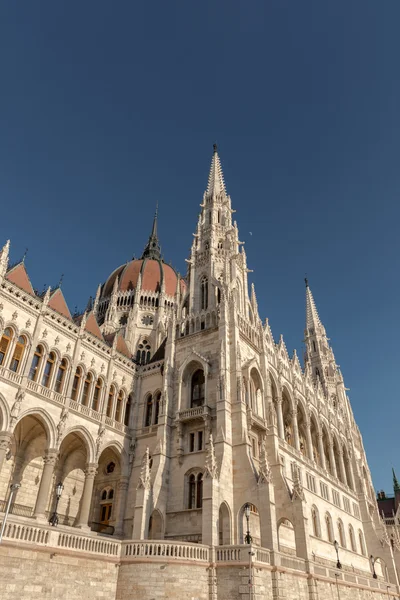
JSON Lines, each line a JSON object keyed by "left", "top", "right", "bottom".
{"left": 333, "top": 540, "right": 342, "bottom": 569}
{"left": 370, "top": 555, "right": 378, "bottom": 579}
{"left": 0, "top": 483, "right": 21, "bottom": 543}
{"left": 49, "top": 482, "right": 63, "bottom": 527}
{"left": 244, "top": 503, "right": 252, "bottom": 544}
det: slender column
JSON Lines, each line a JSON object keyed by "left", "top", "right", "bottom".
{"left": 347, "top": 456, "right": 356, "bottom": 491}
{"left": 338, "top": 448, "right": 347, "bottom": 486}
{"left": 291, "top": 409, "right": 300, "bottom": 451}
{"left": 305, "top": 421, "right": 314, "bottom": 461}
{"left": 317, "top": 432, "right": 326, "bottom": 470}
{"left": 276, "top": 398, "right": 284, "bottom": 440}
{"left": 76, "top": 463, "right": 98, "bottom": 528}
{"left": 0, "top": 432, "right": 12, "bottom": 473}
{"left": 113, "top": 476, "right": 129, "bottom": 536}
{"left": 328, "top": 441, "right": 338, "bottom": 478}
{"left": 33, "top": 449, "right": 58, "bottom": 519}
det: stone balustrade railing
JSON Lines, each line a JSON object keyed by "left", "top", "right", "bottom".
{"left": 177, "top": 405, "right": 211, "bottom": 422}
{"left": 216, "top": 544, "right": 270, "bottom": 565}
{"left": 122, "top": 540, "right": 210, "bottom": 562}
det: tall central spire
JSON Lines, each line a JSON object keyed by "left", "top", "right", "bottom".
{"left": 141, "top": 206, "right": 162, "bottom": 260}
{"left": 205, "top": 143, "right": 226, "bottom": 198}
{"left": 305, "top": 278, "right": 321, "bottom": 331}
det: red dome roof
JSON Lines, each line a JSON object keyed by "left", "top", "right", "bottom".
{"left": 102, "top": 258, "right": 185, "bottom": 298}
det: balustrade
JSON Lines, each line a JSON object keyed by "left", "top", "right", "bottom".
{"left": 122, "top": 540, "right": 209, "bottom": 561}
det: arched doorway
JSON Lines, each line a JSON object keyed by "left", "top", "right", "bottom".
{"left": 148, "top": 509, "right": 163, "bottom": 540}
{"left": 57, "top": 430, "right": 89, "bottom": 526}
{"left": 91, "top": 445, "right": 121, "bottom": 534}
{"left": 278, "top": 518, "right": 297, "bottom": 556}
{"left": 218, "top": 502, "right": 231, "bottom": 545}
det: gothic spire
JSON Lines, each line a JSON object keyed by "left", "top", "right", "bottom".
{"left": 205, "top": 144, "right": 226, "bottom": 198}
{"left": 305, "top": 278, "right": 321, "bottom": 331}
{"left": 141, "top": 205, "right": 162, "bottom": 260}
{"left": 393, "top": 468, "right": 400, "bottom": 492}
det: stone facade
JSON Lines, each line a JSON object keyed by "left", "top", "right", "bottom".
{"left": 0, "top": 145, "right": 398, "bottom": 598}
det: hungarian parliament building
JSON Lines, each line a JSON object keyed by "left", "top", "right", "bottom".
{"left": 0, "top": 146, "right": 398, "bottom": 600}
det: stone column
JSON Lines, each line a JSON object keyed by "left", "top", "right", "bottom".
{"left": 76, "top": 463, "right": 98, "bottom": 528}
{"left": 338, "top": 448, "right": 347, "bottom": 486}
{"left": 33, "top": 449, "right": 59, "bottom": 519}
{"left": 291, "top": 409, "right": 300, "bottom": 451}
{"left": 328, "top": 441, "right": 338, "bottom": 478}
{"left": 276, "top": 398, "right": 284, "bottom": 440}
{"left": 0, "top": 432, "right": 12, "bottom": 473}
{"left": 305, "top": 421, "right": 314, "bottom": 461}
{"left": 113, "top": 476, "right": 129, "bottom": 536}
{"left": 317, "top": 432, "right": 326, "bottom": 470}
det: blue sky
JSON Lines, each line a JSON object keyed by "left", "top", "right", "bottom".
{"left": 1, "top": 1, "right": 399, "bottom": 492}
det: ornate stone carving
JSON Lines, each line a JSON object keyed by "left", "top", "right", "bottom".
{"left": 10, "top": 389, "right": 25, "bottom": 429}
{"left": 292, "top": 469, "right": 305, "bottom": 502}
{"left": 56, "top": 407, "right": 69, "bottom": 444}
{"left": 95, "top": 424, "right": 106, "bottom": 459}
{"left": 204, "top": 434, "right": 218, "bottom": 479}
{"left": 12, "top": 311, "right": 18, "bottom": 321}
{"left": 85, "top": 464, "right": 98, "bottom": 479}
{"left": 137, "top": 447, "right": 151, "bottom": 490}
{"left": 258, "top": 438, "right": 272, "bottom": 484}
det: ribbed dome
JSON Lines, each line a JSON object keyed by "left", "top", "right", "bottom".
{"left": 102, "top": 258, "right": 185, "bottom": 298}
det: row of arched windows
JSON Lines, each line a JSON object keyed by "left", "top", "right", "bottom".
{"left": 311, "top": 506, "right": 366, "bottom": 555}
{"left": 0, "top": 328, "right": 27, "bottom": 373}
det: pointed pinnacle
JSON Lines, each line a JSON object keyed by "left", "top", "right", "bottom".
{"left": 393, "top": 468, "right": 400, "bottom": 492}
{"left": 305, "top": 284, "right": 321, "bottom": 330}
{"left": 206, "top": 145, "right": 226, "bottom": 197}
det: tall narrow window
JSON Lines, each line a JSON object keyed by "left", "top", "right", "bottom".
{"left": 349, "top": 526, "right": 356, "bottom": 552}
{"left": 54, "top": 358, "right": 67, "bottom": 393}
{"left": 188, "top": 474, "right": 196, "bottom": 509}
{"left": 196, "top": 473, "right": 203, "bottom": 509}
{"left": 71, "top": 367, "right": 82, "bottom": 401}
{"left": 325, "top": 513, "right": 333, "bottom": 543}
{"left": 0, "top": 328, "right": 13, "bottom": 367}
{"left": 81, "top": 372, "right": 93, "bottom": 406}
{"left": 191, "top": 369, "right": 205, "bottom": 408}
{"left": 124, "top": 394, "right": 132, "bottom": 426}
{"left": 145, "top": 395, "right": 153, "bottom": 427}
{"left": 106, "top": 385, "right": 115, "bottom": 417}
{"left": 10, "top": 335, "right": 26, "bottom": 373}
{"left": 201, "top": 277, "right": 208, "bottom": 310}
{"left": 41, "top": 352, "right": 55, "bottom": 388}
{"left": 312, "top": 507, "right": 320, "bottom": 537}
{"left": 115, "top": 390, "right": 123, "bottom": 422}
{"left": 358, "top": 530, "right": 366, "bottom": 556}
{"left": 338, "top": 520, "right": 346, "bottom": 547}
{"left": 154, "top": 392, "right": 161, "bottom": 425}
{"left": 136, "top": 340, "right": 151, "bottom": 365}
{"left": 92, "top": 378, "right": 102, "bottom": 411}
{"left": 29, "top": 345, "right": 43, "bottom": 381}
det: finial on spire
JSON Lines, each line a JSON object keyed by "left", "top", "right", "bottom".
{"left": 206, "top": 145, "right": 226, "bottom": 198}
{"left": 58, "top": 273, "right": 64, "bottom": 288}
{"left": 393, "top": 468, "right": 400, "bottom": 492}
{"left": 141, "top": 206, "right": 162, "bottom": 260}
{"left": 305, "top": 276, "right": 309, "bottom": 288}
{"left": 305, "top": 281, "right": 321, "bottom": 330}
{"left": 22, "top": 248, "right": 28, "bottom": 263}
{"left": 213, "top": 143, "right": 218, "bottom": 153}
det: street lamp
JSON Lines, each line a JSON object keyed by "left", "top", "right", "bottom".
{"left": 49, "top": 482, "right": 63, "bottom": 527}
{"left": 370, "top": 555, "right": 378, "bottom": 579}
{"left": 244, "top": 503, "right": 252, "bottom": 544}
{"left": 0, "top": 483, "right": 21, "bottom": 543}
{"left": 333, "top": 540, "right": 342, "bottom": 569}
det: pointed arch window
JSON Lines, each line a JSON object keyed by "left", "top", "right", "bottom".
{"left": 92, "top": 378, "right": 103, "bottom": 412}
{"left": 358, "top": 530, "right": 366, "bottom": 556}
{"left": 54, "top": 358, "right": 67, "bottom": 393}
{"left": 201, "top": 277, "right": 208, "bottom": 310}
{"left": 311, "top": 506, "right": 320, "bottom": 538}
{"left": 115, "top": 390, "right": 123, "bottom": 422}
{"left": 188, "top": 474, "right": 196, "bottom": 509}
{"left": 196, "top": 473, "right": 203, "bottom": 509}
{"left": 10, "top": 335, "right": 26, "bottom": 373}
{"left": 136, "top": 340, "right": 151, "bottom": 365}
{"left": 338, "top": 520, "right": 346, "bottom": 548}
{"left": 349, "top": 525, "right": 356, "bottom": 552}
{"left": 106, "top": 385, "right": 115, "bottom": 418}
{"left": 0, "top": 328, "right": 13, "bottom": 367}
{"left": 28, "top": 345, "right": 44, "bottom": 381}
{"left": 145, "top": 394, "right": 153, "bottom": 427}
{"left": 41, "top": 351, "right": 56, "bottom": 388}
{"left": 71, "top": 367, "right": 82, "bottom": 401}
{"left": 81, "top": 372, "right": 93, "bottom": 406}
{"left": 124, "top": 394, "right": 132, "bottom": 427}
{"left": 154, "top": 391, "right": 161, "bottom": 425}
{"left": 187, "top": 471, "right": 203, "bottom": 509}
{"left": 325, "top": 513, "right": 333, "bottom": 543}
{"left": 191, "top": 369, "right": 205, "bottom": 408}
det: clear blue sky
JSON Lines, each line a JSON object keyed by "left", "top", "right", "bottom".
{"left": 1, "top": 1, "right": 399, "bottom": 492}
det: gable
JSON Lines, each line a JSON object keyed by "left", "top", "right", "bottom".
{"left": 6, "top": 263, "right": 34, "bottom": 295}
{"left": 48, "top": 289, "right": 72, "bottom": 320}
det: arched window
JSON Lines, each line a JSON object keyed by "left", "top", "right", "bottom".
{"left": 124, "top": 394, "right": 132, "bottom": 427}
{"left": 311, "top": 506, "right": 320, "bottom": 538}
{"left": 54, "top": 358, "right": 67, "bottom": 393}
{"left": 325, "top": 513, "right": 333, "bottom": 543}
{"left": 71, "top": 367, "right": 82, "bottom": 401}
{"left": 99, "top": 488, "right": 114, "bottom": 532}
{"left": 208, "top": 211, "right": 212, "bottom": 224}
{"left": 92, "top": 378, "right": 103, "bottom": 412}
{"left": 201, "top": 277, "right": 208, "bottom": 310}
{"left": 154, "top": 391, "right": 161, "bottom": 425}
{"left": 338, "top": 520, "right": 346, "bottom": 548}
{"left": 10, "top": 335, "right": 26, "bottom": 373}
{"left": 41, "top": 351, "right": 56, "bottom": 387}
{"left": 106, "top": 385, "right": 115, "bottom": 418}
{"left": 28, "top": 345, "right": 43, "bottom": 381}
{"left": 358, "top": 530, "right": 366, "bottom": 556}
{"left": 81, "top": 372, "right": 93, "bottom": 406}
{"left": 188, "top": 472, "right": 203, "bottom": 509}
{"left": 349, "top": 525, "right": 356, "bottom": 552}
{"left": 115, "top": 390, "right": 123, "bottom": 422}
{"left": 145, "top": 394, "right": 153, "bottom": 427}
{"left": 191, "top": 369, "right": 205, "bottom": 408}
{"left": 0, "top": 328, "right": 13, "bottom": 367}
{"left": 136, "top": 340, "right": 151, "bottom": 365}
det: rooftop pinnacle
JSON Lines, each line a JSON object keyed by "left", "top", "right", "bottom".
{"left": 206, "top": 144, "right": 226, "bottom": 198}
{"left": 141, "top": 206, "right": 162, "bottom": 260}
